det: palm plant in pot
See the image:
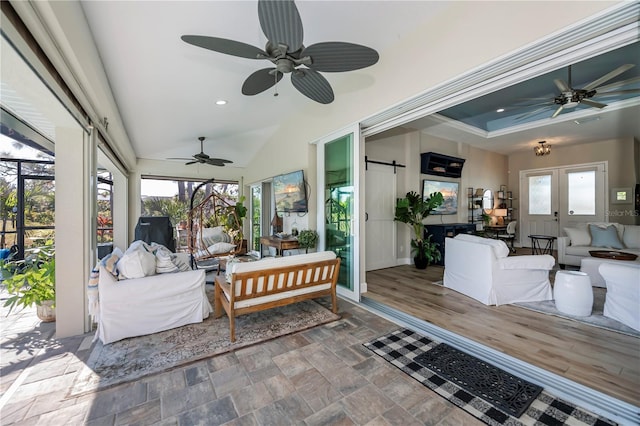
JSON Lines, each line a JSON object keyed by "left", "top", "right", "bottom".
{"left": 1, "top": 242, "right": 56, "bottom": 322}
{"left": 394, "top": 191, "right": 444, "bottom": 269}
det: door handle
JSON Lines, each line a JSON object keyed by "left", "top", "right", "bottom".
{"left": 554, "top": 211, "right": 558, "bottom": 221}
{"left": 365, "top": 212, "right": 369, "bottom": 222}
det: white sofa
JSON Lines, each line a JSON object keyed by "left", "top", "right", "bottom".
{"left": 558, "top": 222, "right": 640, "bottom": 268}
{"left": 600, "top": 262, "right": 640, "bottom": 331}
{"left": 93, "top": 246, "right": 212, "bottom": 344}
{"left": 444, "top": 234, "right": 555, "bottom": 305}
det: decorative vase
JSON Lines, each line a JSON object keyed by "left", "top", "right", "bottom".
{"left": 36, "top": 300, "right": 56, "bottom": 322}
{"left": 414, "top": 256, "right": 429, "bottom": 270}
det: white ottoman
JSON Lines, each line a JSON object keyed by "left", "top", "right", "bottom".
{"left": 600, "top": 263, "right": 640, "bottom": 331}
{"left": 554, "top": 271, "right": 593, "bottom": 316}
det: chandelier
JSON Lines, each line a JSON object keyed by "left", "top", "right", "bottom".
{"left": 534, "top": 141, "right": 551, "bottom": 156}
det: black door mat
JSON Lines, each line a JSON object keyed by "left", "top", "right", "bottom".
{"left": 414, "top": 343, "right": 542, "bottom": 417}
{"left": 364, "top": 328, "right": 617, "bottom": 426}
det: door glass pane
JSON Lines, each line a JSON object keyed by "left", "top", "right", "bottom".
{"left": 528, "top": 175, "right": 551, "bottom": 215}
{"left": 567, "top": 170, "right": 595, "bottom": 215}
{"left": 24, "top": 177, "right": 55, "bottom": 249}
{"left": 325, "top": 134, "right": 353, "bottom": 290}
{"left": 251, "top": 185, "right": 261, "bottom": 251}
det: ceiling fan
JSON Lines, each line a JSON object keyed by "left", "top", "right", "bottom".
{"left": 168, "top": 137, "right": 232, "bottom": 167}
{"left": 181, "top": 0, "right": 379, "bottom": 104}
{"left": 516, "top": 63, "right": 640, "bottom": 120}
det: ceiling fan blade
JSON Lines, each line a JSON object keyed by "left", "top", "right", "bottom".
{"left": 204, "top": 158, "right": 228, "bottom": 166}
{"left": 291, "top": 68, "right": 334, "bottom": 104}
{"left": 302, "top": 42, "right": 379, "bottom": 72}
{"left": 242, "top": 68, "right": 283, "bottom": 95}
{"left": 581, "top": 99, "right": 607, "bottom": 109}
{"left": 582, "top": 64, "right": 635, "bottom": 91}
{"left": 258, "top": 0, "right": 303, "bottom": 53}
{"left": 514, "top": 105, "right": 551, "bottom": 121}
{"left": 594, "top": 89, "right": 640, "bottom": 96}
{"left": 554, "top": 79, "right": 571, "bottom": 92}
{"left": 594, "top": 76, "right": 640, "bottom": 92}
{"left": 181, "top": 35, "right": 267, "bottom": 59}
{"left": 208, "top": 158, "right": 233, "bottom": 164}
{"left": 551, "top": 105, "right": 564, "bottom": 118}
{"left": 185, "top": 160, "right": 199, "bottom": 165}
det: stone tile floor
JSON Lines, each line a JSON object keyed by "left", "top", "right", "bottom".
{"left": 0, "top": 290, "right": 483, "bottom": 425}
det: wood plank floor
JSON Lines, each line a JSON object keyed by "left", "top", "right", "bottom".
{"left": 364, "top": 259, "right": 640, "bottom": 406}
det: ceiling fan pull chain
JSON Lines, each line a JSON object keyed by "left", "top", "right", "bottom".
{"left": 274, "top": 71, "right": 279, "bottom": 97}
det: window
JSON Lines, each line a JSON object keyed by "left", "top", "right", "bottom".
{"left": 567, "top": 170, "right": 595, "bottom": 215}
{"left": 528, "top": 175, "right": 551, "bottom": 215}
{"left": 250, "top": 185, "right": 261, "bottom": 251}
{"left": 140, "top": 178, "right": 239, "bottom": 229}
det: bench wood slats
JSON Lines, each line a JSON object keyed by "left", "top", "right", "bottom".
{"left": 214, "top": 258, "right": 340, "bottom": 341}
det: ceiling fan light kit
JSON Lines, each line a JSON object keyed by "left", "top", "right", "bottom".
{"left": 534, "top": 141, "right": 551, "bottom": 157}
{"left": 181, "top": 0, "right": 379, "bottom": 104}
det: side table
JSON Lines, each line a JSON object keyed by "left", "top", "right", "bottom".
{"left": 529, "top": 235, "right": 557, "bottom": 256}
{"left": 554, "top": 270, "right": 593, "bottom": 316}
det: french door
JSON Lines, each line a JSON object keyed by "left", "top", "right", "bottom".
{"left": 316, "top": 124, "right": 361, "bottom": 302}
{"left": 520, "top": 162, "right": 606, "bottom": 245}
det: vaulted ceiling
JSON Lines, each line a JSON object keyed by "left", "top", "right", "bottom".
{"left": 75, "top": 2, "right": 639, "bottom": 165}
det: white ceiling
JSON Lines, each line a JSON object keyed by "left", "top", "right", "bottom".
{"left": 79, "top": 1, "right": 639, "bottom": 167}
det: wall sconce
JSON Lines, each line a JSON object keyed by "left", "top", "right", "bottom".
{"left": 534, "top": 141, "right": 551, "bottom": 156}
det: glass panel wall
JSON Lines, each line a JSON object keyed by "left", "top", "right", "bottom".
{"left": 324, "top": 134, "right": 354, "bottom": 291}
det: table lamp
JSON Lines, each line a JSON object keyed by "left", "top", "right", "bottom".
{"left": 494, "top": 209, "right": 508, "bottom": 225}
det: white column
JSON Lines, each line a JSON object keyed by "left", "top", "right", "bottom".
{"left": 55, "top": 126, "right": 93, "bottom": 338}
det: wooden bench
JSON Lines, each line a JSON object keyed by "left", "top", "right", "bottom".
{"left": 214, "top": 251, "right": 340, "bottom": 341}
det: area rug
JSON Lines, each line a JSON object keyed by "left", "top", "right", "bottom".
{"left": 414, "top": 343, "right": 542, "bottom": 417}
{"left": 364, "top": 328, "right": 616, "bottom": 426}
{"left": 70, "top": 297, "right": 340, "bottom": 396}
{"left": 513, "top": 287, "right": 639, "bottom": 338}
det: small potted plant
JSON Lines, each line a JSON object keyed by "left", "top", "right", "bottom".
{"left": 394, "top": 191, "right": 444, "bottom": 269}
{"left": 1, "top": 242, "right": 56, "bottom": 322}
{"left": 297, "top": 229, "right": 319, "bottom": 253}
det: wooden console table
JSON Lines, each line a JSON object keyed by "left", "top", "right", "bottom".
{"left": 260, "top": 235, "right": 299, "bottom": 256}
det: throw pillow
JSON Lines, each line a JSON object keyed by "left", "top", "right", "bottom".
{"left": 172, "top": 256, "right": 192, "bottom": 272}
{"left": 563, "top": 227, "right": 591, "bottom": 246}
{"left": 118, "top": 242, "right": 157, "bottom": 279}
{"left": 622, "top": 225, "right": 640, "bottom": 249}
{"left": 207, "top": 242, "right": 237, "bottom": 255}
{"left": 589, "top": 224, "right": 624, "bottom": 249}
{"left": 101, "top": 247, "right": 123, "bottom": 278}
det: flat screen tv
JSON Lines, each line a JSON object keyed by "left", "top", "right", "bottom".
{"left": 274, "top": 170, "right": 308, "bottom": 213}
{"left": 422, "top": 179, "right": 458, "bottom": 215}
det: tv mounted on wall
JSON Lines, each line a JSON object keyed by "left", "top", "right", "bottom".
{"left": 274, "top": 170, "right": 308, "bottom": 213}
{"left": 422, "top": 179, "right": 458, "bottom": 215}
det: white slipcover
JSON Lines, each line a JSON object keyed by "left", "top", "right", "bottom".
{"left": 600, "top": 262, "right": 640, "bottom": 331}
{"left": 444, "top": 235, "right": 554, "bottom": 305}
{"left": 97, "top": 265, "right": 211, "bottom": 344}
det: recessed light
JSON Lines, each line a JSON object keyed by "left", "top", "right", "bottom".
{"left": 496, "top": 108, "right": 505, "bottom": 113}
{"left": 215, "top": 100, "right": 227, "bottom": 106}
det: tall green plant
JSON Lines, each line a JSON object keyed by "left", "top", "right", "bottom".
{"left": 2, "top": 242, "right": 55, "bottom": 314}
{"left": 394, "top": 191, "right": 444, "bottom": 267}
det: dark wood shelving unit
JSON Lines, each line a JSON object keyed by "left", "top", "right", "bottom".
{"left": 420, "top": 152, "right": 465, "bottom": 178}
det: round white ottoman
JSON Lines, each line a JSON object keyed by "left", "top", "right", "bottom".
{"left": 554, "top": 271, "right": 593, "bottom": 316}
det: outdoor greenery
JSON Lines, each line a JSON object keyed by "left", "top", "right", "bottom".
{"left": 394, "top": 191, "right": 444, "bottom": 268}
{"left": 1, "top": 241, "right": 55, "bottom": 314}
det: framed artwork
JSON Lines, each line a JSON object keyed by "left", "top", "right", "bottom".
{"left": 611, "top": 187, "right": 631, "bottom": 204}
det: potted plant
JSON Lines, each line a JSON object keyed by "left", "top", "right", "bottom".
{"left": 297, "top": 229, "right": 319, "bottom": 253}
{"left": 1, "top": 242, "right": 56, "bottom": 322}
{"left": 394, "top": 191, "right": 444, "bottom": 269}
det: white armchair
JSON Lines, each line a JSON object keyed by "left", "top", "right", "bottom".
{"left": 444, "top": 234, "right": 555, "bottom": 305}
{"left": 600, "top": 262, "right": 640, "bottom": 331}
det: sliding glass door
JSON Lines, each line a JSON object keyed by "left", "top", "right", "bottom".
{"left": 316, "top": 125, "right": 361, "bottom": 302}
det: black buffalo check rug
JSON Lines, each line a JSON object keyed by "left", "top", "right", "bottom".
{"left": 364, "top": 328, "right": 617, "bottom": 426}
